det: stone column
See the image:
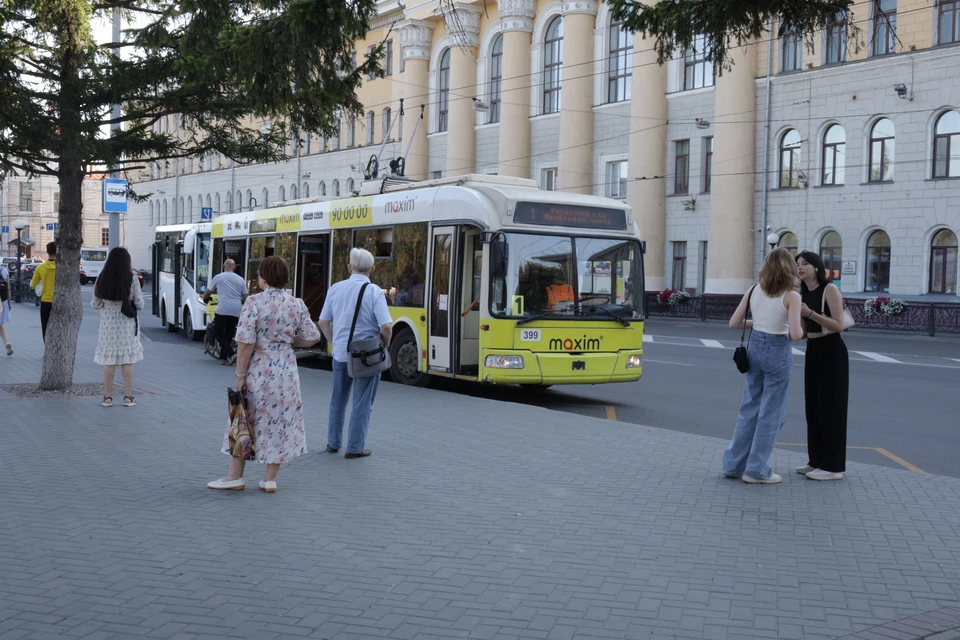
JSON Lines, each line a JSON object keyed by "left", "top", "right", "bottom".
{"left": 444, "top": 5, "right": 481, "bottom": 176}
{"left": 705, "top": 43, "right": 758, "bottom": 294}
{"left": 557, "top": 2, "right": 597, "bottom": 194}
{"left": 497, "top": 0, "right": 535, "bottom": 178}
{"left": 626, "top": 36, "right": 668, "bottom": 292}
{"left": 398, "top": 20, "right": 433, "bottom": 181}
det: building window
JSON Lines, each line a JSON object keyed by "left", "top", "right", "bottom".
{"left": 261, "top": 188, "right": 268, "bottom": 209}
{"left": 821, "top": 124, "right": 846, "bottom": 185}
{"left": 866, "top": 229, "right": 892, "bottom": 292}
{"left": 366, "top": 46, "right": 376, "bottom": 80}
{"left": 366, "top": 111, "right": 375, "bottom": 145}
{"left": 302, "top": 182, "right": 309, "bottom": 198}
{"left": 347, "top": 117, "right": 355, "bottom": 147}
{"left": 608, "top": 16, "right": 633, "bottom": 103}
{"left": 543, "top": 17, "right": 563, "bottom": 115}
{"left": 683, "top": 34, "right": 714, "bottom": 90}
{"left": 346, "top": 178, "right": 354, "bottom": 193}
{"left": 702, "top": 137, "right": 713, "bottom": 193}
{"left": 825, "top": 13, "right": 848, "bottom": 64}
{"left": 333, "top": 180, "right": 340, "bottom": 197}
{"left": 489, "top": 34, "right": 503, "bottom": 124}
{"left": 278, "top": 186, "right": 285, "bottom": 202}
{"left": 19, "top": 182, "right": 33, "bottom": 211}
{"left": 671, "top": 242, "right": 687, "bottom": 290}
{"left": 873, "top": 0, "right": 897, "bottom": 56}
{"left": 869, "top": 118, "right": 895, "bottom": 182}
{"left": 101, "top": 228, "right": 110, "bottom": 246}
{"left": 930, "top": 229, "right": 958, "bottom": 294}
{"left": 385, "top": 40, "right": 394, "bottom": 76}
{"left": 333, "top": 118, "right": 341, "bottom": 150}
{"left": 438, "top": 48, "right": 451, "bottom": 132}
{"left": 541, "top": 167, "right": 557, "bottom": 191}
{"left": 382, "top": 108, "right": 392, "bottom": 142}
{"left": 820, "top": 231, "right": 843, "bottom": 283}
{"left": 674, "top": 140, "right": 690, "bottom": 194}
{"left": 607, "top": 160, "right": 628, "bottom": 199}
{"left": 940, "top": 0, "right": 960, "bottom": 44}
{"left": 781, "top": 31, "right": 801, "bottom": 71}
{"left": 933, "top": 110, "right": 960, "bottom": 178}
{"left": 319, "top": 181, "right": 326, "bottom": 197}
{"left": 778, "top": 232, "right": 798, "bottom": 257}
{"left": 779, "top": 129, "right": 802, "bottom": 188}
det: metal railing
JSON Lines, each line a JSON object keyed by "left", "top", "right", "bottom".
{"left": 644, "top": 294, "right": 960, "bottom": 336}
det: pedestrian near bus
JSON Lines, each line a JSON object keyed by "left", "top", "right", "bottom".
{"left": 92, "top": 247, "right": 144, "bottom": 408}
{"left": 30, "top": 242, "right": 57, "bottom": 341}
{"left": 208, "top": 256, "right": 323, "bottom": 493}
{"left": 722, "top": 248, "right": 805, "bottom": 484}
{"left": 317, "top": 248, "right": 393, "bottom": 459}
{"left": 0, "top": 264, "right": 12, "bottom": 355}
{"left": 204, "top": 259, "right": 248, "bottom": 365}
{"left": 796, "top": 251, "right": 849, "bottom": 481}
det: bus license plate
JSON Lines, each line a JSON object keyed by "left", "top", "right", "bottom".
{"left": 520, "top": 329, "right": 541, "bottom": 342}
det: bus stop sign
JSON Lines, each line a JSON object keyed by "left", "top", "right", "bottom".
{"left": 102, "top": 178, "right": 128, "bottom": 214}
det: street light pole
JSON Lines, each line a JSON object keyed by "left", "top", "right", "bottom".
{"left": 13, "top": 218, "right": 25, "bottom": 303}
{"left": 108, "top": 8, "right": 122, "bottom": 249}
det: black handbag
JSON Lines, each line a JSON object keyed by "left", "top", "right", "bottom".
{"left": 733, "top": 285, "right": 756, "bottom": 374}
{"left": 120, "top": 275, "right": 139, "bottom": 335}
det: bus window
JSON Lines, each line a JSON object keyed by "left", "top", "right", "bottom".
{"left": 212, "top": 238, "right": 224, "bottom": 278}
{"left": 224, "top": 239, "right": 246, "bottom": 279}
{"left": 196, "top": 233, "right": 211, "bottom": 292}
{"left": 355, "top": 227, "right": 393, "bottom": 257}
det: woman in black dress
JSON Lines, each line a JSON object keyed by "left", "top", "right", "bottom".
{"left": 795, "top": 251, "right": 849, "bottom": 481}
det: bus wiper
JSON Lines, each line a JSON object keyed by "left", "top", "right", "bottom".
{"left": 581, "top": 305, "right": 630, "bottom": 327}
{"left": 516, "top": 309, "right": 571, "bottom": 326}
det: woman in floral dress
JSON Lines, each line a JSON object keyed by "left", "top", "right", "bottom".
{"left": 92, "top": 247, "right": 143, "bottom": 407}
{"left": 208, "top": 256, "right": 322, "bottom": 493}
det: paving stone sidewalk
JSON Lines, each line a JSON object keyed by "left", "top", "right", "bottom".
{"left": 1, "top": 303, "right": 959, "bottom": 640}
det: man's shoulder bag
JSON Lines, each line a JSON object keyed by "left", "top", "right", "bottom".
{"left": 346, "top": 283, "right": 391, "bottom": 379}
{"left": 733, "top": 285, "right": 757, "bottom": 374}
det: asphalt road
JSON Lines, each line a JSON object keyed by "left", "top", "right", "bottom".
{"left": 122, "top": 286, "right": 960, "bottom": 480}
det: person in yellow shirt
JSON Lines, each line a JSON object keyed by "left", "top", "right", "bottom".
{"left": 30, "top": 242, "right": 57, "bottom": 341}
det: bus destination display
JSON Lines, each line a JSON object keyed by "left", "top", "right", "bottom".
{"left": 513, "top": 202, "right": 627, "bottom": 231}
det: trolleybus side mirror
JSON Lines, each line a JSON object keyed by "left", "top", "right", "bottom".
{"left": 490, "top": 241, "right": 509, "bottom": 279}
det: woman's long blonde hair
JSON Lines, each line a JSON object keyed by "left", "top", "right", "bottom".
{"left": 759, "top": 248, "right": 799, "bottom": 297}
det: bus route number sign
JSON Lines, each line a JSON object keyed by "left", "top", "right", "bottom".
{"left": 330, "top": 198, "right": 374, "bottom": 228}
{"left": 520, "top": 329, "right": 541, "bottom": 342}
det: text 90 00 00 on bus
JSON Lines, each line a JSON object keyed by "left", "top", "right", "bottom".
{"left": 205, "top": 174, "right": 645, "bottom": 388}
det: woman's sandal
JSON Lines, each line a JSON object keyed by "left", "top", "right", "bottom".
{"left": 101, "top": 396, "right": 113, "bottom": 407}
{"left": 123, "top": 396, "right": 136, "bottom": 407}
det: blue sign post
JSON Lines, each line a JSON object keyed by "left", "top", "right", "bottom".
{"left": 102, "top": 178, "right": 128, "bottom": 214}
{"left": 200, "top": 207, "right": 213, "bottom": 221}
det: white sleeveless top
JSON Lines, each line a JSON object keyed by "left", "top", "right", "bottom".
{"left": 749, "top": 286, "right": 789, "bottom": 335}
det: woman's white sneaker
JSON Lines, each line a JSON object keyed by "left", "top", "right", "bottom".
{"left": 743, "top": 473, "right": 782, "bottom": 484}
{"left": 805, "top": 469, "right": 844, "bottom": 481}
{"left": 207, "top": 478, "right": 245, "bottom": 490}
{"left": 796, "top": 465, "right": 816, "bottom": 474}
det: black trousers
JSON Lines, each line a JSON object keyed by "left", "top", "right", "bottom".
{"left": 215, "top": 314, "right": 240, "bottom": 361}
{"left": 804, "top": 333, "right": 849, "bottom": 472}
{"left": 40, "top": 301, "right": 52, "bottom": 341}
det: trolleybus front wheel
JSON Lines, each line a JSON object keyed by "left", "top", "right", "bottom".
{"left": 389, "top": 329, "right": 429, "bottom": 387}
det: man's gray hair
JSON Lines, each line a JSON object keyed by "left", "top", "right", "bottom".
{"left": 350, "top": 247, "right": 375, "bottom": 274}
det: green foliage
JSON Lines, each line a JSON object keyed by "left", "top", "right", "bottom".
{"left": 608, "top": 0, "right": 860, "bottom": 71}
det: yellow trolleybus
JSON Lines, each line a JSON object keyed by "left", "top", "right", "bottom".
{"left": 209, "top": 174, "right": 645, "bottom": 387}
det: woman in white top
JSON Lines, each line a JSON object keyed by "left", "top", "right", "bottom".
{"left": 721, "top": 248, "right": 804, "bottom": 484}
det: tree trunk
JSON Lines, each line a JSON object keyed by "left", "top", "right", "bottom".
{"left": 38, "top": 166, "right": 84, "bottom": 390}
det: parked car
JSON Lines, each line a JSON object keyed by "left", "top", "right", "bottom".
{"left": 79, "top": 264, "right": 88, "bottom": 284}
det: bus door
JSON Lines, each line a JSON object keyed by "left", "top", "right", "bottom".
{"left": 151, "top": 242, "right": 160, "bottom": 316}
{"left": 174, "top": 242, "right": 183, "bottom": 328}
{"left": 296, "top": 234, "right": 329, "bottom": 321}
{"left": 458, "top": 228, "right": 483, "bottom": 376}
{"left": 428, "top": 226, "right": 458, "bottom": 372}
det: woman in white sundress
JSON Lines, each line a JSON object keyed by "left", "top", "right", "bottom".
{"left": 92, "top": 247, "right": 144, "bottom": 407}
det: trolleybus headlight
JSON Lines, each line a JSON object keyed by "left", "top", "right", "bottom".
{"left": 485, "top": 355, "right": 524, "bottom": 369}
{"left": 626, "top": 354, "right": 642, "bottom": 368}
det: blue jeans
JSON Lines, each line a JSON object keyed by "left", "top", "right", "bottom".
{"left": 328, "top": 360, "right": 380, "bottom": 454}
{"left": 722, "top": 331, "right": 793, "bottom": 480}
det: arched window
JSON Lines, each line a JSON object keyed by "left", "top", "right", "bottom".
{"left": 933, "top": 110, "right": 960, "bottom": 178}
{"left": 290, "top": 183, "right": 297, "bottom": 200}
{"left": 366, "top": 111, "right": 375, "bottom": 145}
{"left": 235, "top": 190, "right": 241, "bottom": 212}
{"left": 261, "top": 188, "right": 268, "bottom": 209}
{"left": 820, "top": 231, "right": 843, "bottom": 283}
{"left": 162, "top": 200, "right": 168, "bottom": 225}
{"left": 779, "top": 231, "right": 798, "bottom": 256}
{"left": 179, "top": 197, "right": 185, "bottom": 223}
{"left": 246, "top": 189, "right": 253, "bottom": 211}
{"left": 489, "top": 34, "right": 503, "bottom": 123}
{"left": 333, "top": 180, "right": 340, "bottom": 197}
{"left": 347, "top": 117, "right": 356, "bottom": 147}
{"left": 930, "top": 229, "right": 958, "bottom": 294}
{"left": 608, "top": 16, "right": 633, "bottom": 103}
{"left": 869, "top": 118, "right": 895, "bottom": 182}
{"left": 779, "top": 129, "right": 802, "bottom": 188}
{"left": 215, "top": 193, "right": 220, "bottom": 215}
{"left": 302, "top": 182, "right": 309, "bottom": 198}
{"left": 346, "top": 178, "right": 355, "bottom": 193}
{"left": 319, "top": 181, "right": 326, "bottom": 197}
{"left": 205, "top": 194, "right": 211, "bottom": 209}
{"left": 333, "top": 118, "right": 341, "bottom": 150}
{"left": 438, "top": 49, "right": 451, "bottom": 132}
{"left": 866, "top": 229, "right": 892, "bottom": 292}
{"left": 822, "top": 124, "right": 846, "bottom": 185}
{"left": 149, "top": 202, "right": 155, "bottom": 226}
{"left": 543, "top": 17, "right": 563, "bottom": 114}
{"left": 226, "top": 191, "right": 233, "bottom": 213}
{"left": 382, "top": 108, "right": 391, "bottom": 142}
{"left": 279, "top": 186, "right": 285, "bottom": 202}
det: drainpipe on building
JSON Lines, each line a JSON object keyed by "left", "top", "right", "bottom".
{"left": 759, "top": 15, "right": 774, "bottom": 264}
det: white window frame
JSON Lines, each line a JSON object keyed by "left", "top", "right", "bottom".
{"left": 476, "top": 23, "right": 506, "bottom": 127}
{"left": 598, "top": 153, "right": 629, "bottom": 199}
{"left": 529, "top": 3, "right": 564, "bottom": 118}
{"left": 536, "top": 163, "right": 559, "bottom": 191}
{"left": 428, "top": 35, "right": 459, "bottom": 134}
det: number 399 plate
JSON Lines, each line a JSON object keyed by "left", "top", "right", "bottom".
{"left": 520, "top": 329, "right": 541, "bottom": 342}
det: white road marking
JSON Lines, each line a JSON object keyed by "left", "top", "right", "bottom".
{"left": 642, "top": 359, "right": 694, "bottom": 367}
{"left": 642, "top": 334, "right": 653, "bottom": 343}
{"left": 700, "top": 339, "right": 725, "bottom": 349}
{"left": 792, "top": 348, "right": 805, "bottom": 356}
{"left": 854, "top": 351, "right": 900, "bottom": 363}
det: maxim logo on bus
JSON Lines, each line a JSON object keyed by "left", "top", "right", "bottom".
{"left": 385, "top": 196, "right": 416, "bottom": 214}
{"left": 279, "top": 213, "right": 300, "bottom": 226}
{"left": 549, "top": 336, "right": 602, "bottom": 351}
